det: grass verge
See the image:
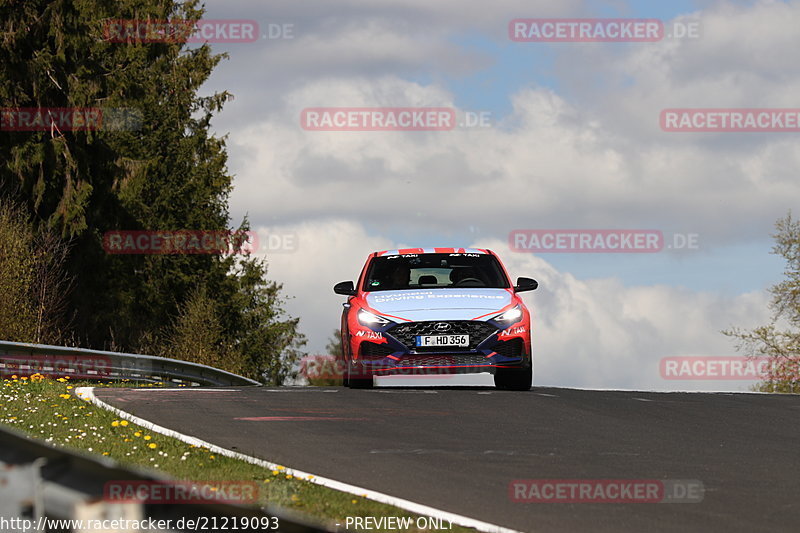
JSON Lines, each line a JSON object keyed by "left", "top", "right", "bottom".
{"left": 0, "top": 374, "right": 477, "bottom": 532}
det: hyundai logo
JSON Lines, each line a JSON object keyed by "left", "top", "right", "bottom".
{"left": 434, "top": 322, "right": 451, "bottom": 332}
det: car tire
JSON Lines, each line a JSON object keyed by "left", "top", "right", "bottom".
{"left": 494, "top": 364, "right": 532, "bottom": 391}
{"left": 346, "top": 360, "right": 374, "bottom": 389}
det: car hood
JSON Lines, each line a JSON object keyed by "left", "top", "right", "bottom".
{"left": 364, "top": 289, "right": 512, "bottom": 322}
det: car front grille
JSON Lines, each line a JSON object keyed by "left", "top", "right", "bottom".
{"left": 398, "top": 354, "right": 491, "bottom": 367}
{"left": 388, "top": 321, "right": 497, "bottom": 351}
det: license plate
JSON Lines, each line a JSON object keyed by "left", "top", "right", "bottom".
{"left": 415, "top": 335, "right": 469, "bottom": 347}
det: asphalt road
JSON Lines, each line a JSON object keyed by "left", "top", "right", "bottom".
{"left": 94, "top": 386, "right": 800, "bottom": 533}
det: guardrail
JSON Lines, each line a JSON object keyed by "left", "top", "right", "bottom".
{"left": 0, "top": 340, "right": 261, "bottom": 387}
{"left": 0, "top": 424, "right": 331, "bottom": 532}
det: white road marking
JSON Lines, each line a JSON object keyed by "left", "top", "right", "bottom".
{"left": 128, "top": 389, "right": 240, "bottom": 393}
{"left": 261, "top": 388, "right": 339, "bottom": 392}
{"left": 372, "top": 390, "right": 438, "bottom": 394}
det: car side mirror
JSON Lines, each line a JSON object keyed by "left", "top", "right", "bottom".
{"left": 334, "top": 281, "right": 356, "bottom": 296}
{"left": 514, "top": 277, "right": 538, "bottom": 292}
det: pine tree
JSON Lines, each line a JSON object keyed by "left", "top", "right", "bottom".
{"left": 0, "top": 0, "right": 305, "bottom": 383}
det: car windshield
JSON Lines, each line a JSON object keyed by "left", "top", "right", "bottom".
{"left": 363, "top": 253, "right": 509, "bottom": 292}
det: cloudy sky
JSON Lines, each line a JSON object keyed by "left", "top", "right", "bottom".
{"left": 194, "top": 0, "right": 800, "bottom": 391}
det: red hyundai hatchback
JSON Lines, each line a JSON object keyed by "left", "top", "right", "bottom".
{"left": 333, "top": 248, "right": 538, "bottom": 389}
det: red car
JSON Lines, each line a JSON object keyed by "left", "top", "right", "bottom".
{"left": 334, "top": 248, "right": 537, "bottom": 389}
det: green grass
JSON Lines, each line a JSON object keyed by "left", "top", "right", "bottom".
{"left": 0, "top": 374, "right": 476, "bottom": 532}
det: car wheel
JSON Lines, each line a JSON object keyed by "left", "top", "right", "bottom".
{"left": 494, "top": 364, "right": 532, "bottom": 391}
{"left": 347, "top": 360, "right": 374, "bottom": 389}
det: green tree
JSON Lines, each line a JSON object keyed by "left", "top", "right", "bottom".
{"left": 0, "top": 0, "right": 305, "bottom": 381}
{"left": 220, "top": 257, "right": 305, "bottom": 385}
{"left": 725, "top": 213, "right": 800, "bottom": 393}
{"left": 0, "top": 0, "right": 232, "bottom": 347}
{"left": 0, "top": 198, "right": 71, "bottom": 343}
{"left": 164, "top": 286, "right": 233, "bottom": 372}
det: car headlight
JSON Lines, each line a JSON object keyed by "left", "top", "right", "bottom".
{"left": 358, "top": 309, "right": 391, "bottom": 327}
{"left": 492, "top": 305, "right": 523, "bottom": 324}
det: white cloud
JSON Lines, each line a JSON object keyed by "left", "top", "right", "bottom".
{"left": 229, "top": 74, "right": 799, "bottom": 247}
{"left": 253, "top": 219, "right": 395, "bottom": 350}
{"left": 210, "top": 1, "right": 800, "bottom": 247}
{"left": 255, "top": 224, "right": 772, "bottom": 391}
{"left": 486, "top": 238, "right": 773, "bottom": 391}
{"left": 207, "top": 1, "right": 796, "bottom": 391}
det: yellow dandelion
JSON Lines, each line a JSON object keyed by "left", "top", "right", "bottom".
{"left": 148, "top": 443, "right": 157, "bottom": 449}
{"left": 120, "top": 420, "right": 129, "bottom": 426}
{"left": 285, "top": 474, "right": 293, "bottom": 480}
{"left": 111, "top": 421, "right": 119, "bottom": 427}
{"left": 144, "top": 435, "right": 152, "bottom": 440}
{"left": 134, "top": 431, "right": 141, "bottom": 437}
{"left": 351, "top": 499, "right": 357, "bottom": 504}
{"left": 271, "top": 470, "right": 279, "bottom": 476}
